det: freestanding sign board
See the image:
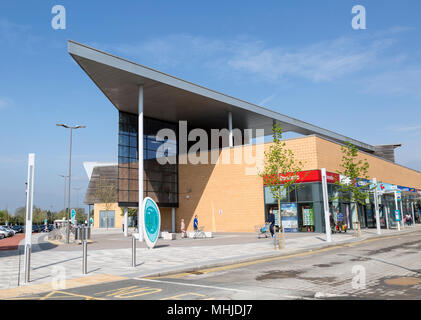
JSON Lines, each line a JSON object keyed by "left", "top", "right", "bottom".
{"left": 71, "top": 209, "right": 76, "bottom": 224}
{"left": 141, "top": 197, "right": 161, "bottom": 249}
{"left": 24, "top": 153, "right": 35, "bottom": 283}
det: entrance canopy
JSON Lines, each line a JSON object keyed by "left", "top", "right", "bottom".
{"left": 68, "top": 40, "right": 375, "bottom": 152}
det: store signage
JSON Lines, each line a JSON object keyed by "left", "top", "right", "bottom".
{"left": 71, "top": 209, "right": 76, "bottom": 224}
{"left": 141, "top": 197, "right": 161, "bottom": 249}
{"left": 395, "top": 210, "right": 401, "bottom": 221}
{"left": 263, "top": 170, "right": 339, "bottom": 185}
{"left": 397, "top": 186, "right": 416, "bottom": 193}
{"left": 396, "top": 191, "right": 402, "bottom": 201}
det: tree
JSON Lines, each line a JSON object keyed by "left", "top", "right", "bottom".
{"left": 94, "top": 178, "right": 117, "bottom": 230}
{"left": 259, "top": 124, "right": 304, "bottom": 249}
{"left": 334, "top": 141, "right": 370, "bottom": 237}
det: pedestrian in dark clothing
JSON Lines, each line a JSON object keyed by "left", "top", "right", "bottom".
{"left": 193, "top": 215, "right": 198, "bottom": 231}
{"left": 268, "top": 209, "right": 275, "bottom": 238}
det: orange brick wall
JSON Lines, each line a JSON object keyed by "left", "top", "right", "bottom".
{"left": 93, "top": 136, "right": 421, "bottom": 233}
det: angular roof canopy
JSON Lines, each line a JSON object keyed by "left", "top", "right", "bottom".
{"left": 68, "top": 40, "right": 376, "bottom": 153}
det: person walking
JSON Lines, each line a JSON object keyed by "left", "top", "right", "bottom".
{"left": 268, "top": 209, "right": 275, "bottom": 238}
{"left": 180, "top": 218, "right": 186, "bottom": 237}
{"left": 329, "top": 212, "right": 336, "bottom": 234}
{"left": 337, "top": 210, "right": 344, "bottom": 232}
{"left": 193, "top": 215, "right": 198, "bottom": 231}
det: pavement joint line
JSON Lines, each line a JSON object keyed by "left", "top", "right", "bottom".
{"left": 141, "top": 228, "right": 421, "bottom": 280}
{"left": 0, "top": 274, "right": 128, "bottom": 300}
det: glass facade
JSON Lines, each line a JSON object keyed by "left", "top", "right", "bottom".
{"left": 263, "top": 183, "right": 324, "bottom": 233}
{"left": 118, "top": 111, "right": 178, "bottom": 207}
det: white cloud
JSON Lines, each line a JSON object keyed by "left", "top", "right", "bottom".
{"left": 0, "top": 98, "right": 12, "bottom": 110}
{"left": 363, "top": 67, "right": 421, "bottom": 98}
{"left": 100, "top": 31, "right": 402, "bottom": 86}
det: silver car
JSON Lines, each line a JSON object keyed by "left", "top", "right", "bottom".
{"left": 0, "top": 226, "right": 14, "bottom": 237}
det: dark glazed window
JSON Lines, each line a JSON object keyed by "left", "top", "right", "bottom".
{"left": 118, "top": 111, "right": 178, "bottom": 207}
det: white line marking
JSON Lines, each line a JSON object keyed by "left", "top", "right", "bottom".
{"left": 135, "top": 277, "right": 248, "bottom": 293}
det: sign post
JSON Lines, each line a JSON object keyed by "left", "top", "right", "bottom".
{"left": 24, "top": 153, "right": 35, "bottom": 283}
{"left": 71, "top": 209, "right": 76, "bottom": 225}
{"left": 394, "top": 191, "right": 401, "bottom": 231}
{"left": 141, "top": 197, "right": 161, "bottom": 249}
{"left": 321, "top": 169, "right": 332, "bottom": 243}
{"left": 373, "top": 178, "right": 381, "bottom": 235}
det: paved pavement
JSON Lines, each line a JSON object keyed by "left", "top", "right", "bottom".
{"left": 0, "top": 225, "right": 420, "bottom": 299}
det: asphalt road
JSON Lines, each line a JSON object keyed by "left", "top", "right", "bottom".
{"left": 13, "top": 230, "right": 421, "bottom": 300}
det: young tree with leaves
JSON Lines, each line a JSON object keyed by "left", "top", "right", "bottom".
{"left": 334, "top": 141, "right": 370, "bottom": 237}
{"left": 259, "top": 124, "right": 303, "bottom": 249}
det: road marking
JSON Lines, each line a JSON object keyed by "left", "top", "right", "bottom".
{"left": 136, "top": 277, "right": 249, "bottom": 293}
{"left": 160, "top": 292, "right": 208, "bottom": 300}
{"left": 144, "top": 233, "right": 415, "bottom": 280}
{"left": 94, "top": 285, "right": 162, "bottom": 298}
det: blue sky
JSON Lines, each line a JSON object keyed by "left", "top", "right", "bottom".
{"left": 1, "top": 0, "right": 421, "bottom": 213}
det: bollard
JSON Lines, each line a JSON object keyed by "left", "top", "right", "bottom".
{"left": 24, "top": 245, "right": 31, "bottom": 283}
{"left": 132, "top": 236, "right": 136, "bottom": 267}
{"left": 82, "top": 240, "right": 87, "bottom": 274}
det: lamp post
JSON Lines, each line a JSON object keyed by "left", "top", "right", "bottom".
{"left": 59, "top": 175, "right": 68, "bottom": 215}
{"left": 56, "top": 124, "right": 86, "bottom": 244}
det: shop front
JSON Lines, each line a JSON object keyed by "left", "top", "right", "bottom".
{"left": 263, "top": 170, "right": 339, "bottom": 233}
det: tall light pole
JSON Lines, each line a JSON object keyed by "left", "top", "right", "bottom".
{"left": 56, "top": 124, "right": 86, "bottom": 244}
{"left": 59, "top": 174, "right": 68, "bottom": 216}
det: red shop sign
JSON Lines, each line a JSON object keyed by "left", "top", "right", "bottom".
{"left": 263, "top": 170, "right": 339, "bottom": 185}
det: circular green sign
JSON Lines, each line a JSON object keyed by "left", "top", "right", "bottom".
{"left": 142, "top": 197, "right": 161, "bottom": 248}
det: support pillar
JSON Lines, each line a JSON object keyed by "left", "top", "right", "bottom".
{"left": 373, "top": 178, "right": 381, "bottom": 235}
{"left": 138, "top": 85, "right": 144, "bottom": 241}
{"left": 228, "top": 111, "right": 233, "bottom": 148}
{"left": 171, "top": 208, "right": 175, "bottom": 233}
{"left": 124, "top": 207, "right": 128, "bottom": 237}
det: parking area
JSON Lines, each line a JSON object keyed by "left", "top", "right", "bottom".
{"left": 0, "top": 234, "right": 25, "bottom": 251}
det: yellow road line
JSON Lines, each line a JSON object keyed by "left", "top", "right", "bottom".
{"left": 145, "top": 233, "right": 408, "bottom": 280}
{"left": 0, "top": 274, "right": 128, "bottom": 300}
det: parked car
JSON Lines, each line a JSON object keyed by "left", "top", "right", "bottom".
{"left": 12, "top": 225, "right": 24, "bottom": 233}
{"left": 0, "top": 230, "right": 6, "bottom": 239}
{"left": 0, "top": 226, "right": 14, "bottom": 237}
{"left": 1, "top": 225, "right": 15, "bottom": 236}
{"left": 32, "top": 225, "right": 40, "bottom": 233}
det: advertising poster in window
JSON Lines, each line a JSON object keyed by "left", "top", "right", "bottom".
{"left": 280, "top": 203, "right": 298, "bottom": 232}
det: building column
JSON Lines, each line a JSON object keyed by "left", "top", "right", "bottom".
{"left": 138, "top": 85, "right": 144, "bottom": 241}
{"left": 228, "top": 111, "right": 233, "bottom": 148}
{"left": 321, "top": 168, "right": 332, "bottom": 242}
{"left": 124, "top": 207, "right": 128, "bottom": 237}
{"left": 171, "top": 208, "right": 175, "bottom": 233}
{"left": 411, "top": 202, "right": 416, "bottom": 227}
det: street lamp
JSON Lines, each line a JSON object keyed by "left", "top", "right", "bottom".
{"left": 59, "top": 174, "right": 68, "bottom": 215}
{"left": 56, "top": 124, "right": 86, "bottom": 243}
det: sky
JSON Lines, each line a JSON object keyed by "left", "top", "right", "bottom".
{"left": 1, "top": 0, "right": 421, "bottom": 213}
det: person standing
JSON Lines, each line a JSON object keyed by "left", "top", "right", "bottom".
{"left": 193, "top": 215, "right": 198, "bottom": 231}
{"left": 180, "top": 218, "right": 186, "bottom": 237}
{"left": 268, "top": 209, "right": 275, "bottom": 238}
{"left": 337, "top": 210, "right": 344, "bottom": 232}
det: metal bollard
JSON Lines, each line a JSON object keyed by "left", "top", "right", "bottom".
{"left": 132, "top": 236, "right": 136, "bottom": 267}
{"left": 82, "top": 240, "right": 87, "bottom": 274}
{"left": 24, "top": 245, "right": 31, "bottom": 283}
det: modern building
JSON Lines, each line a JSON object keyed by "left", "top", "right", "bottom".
{"left": 70, "top": 40, "right": 421, "bottom": 233}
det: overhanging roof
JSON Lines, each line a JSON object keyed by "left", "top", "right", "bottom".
{"left": 68, "top": 40, "right": 375, "bottom": 153}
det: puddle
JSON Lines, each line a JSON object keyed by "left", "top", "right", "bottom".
{"left": 256, "top": 269, "right": 337, "bottom": 285}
